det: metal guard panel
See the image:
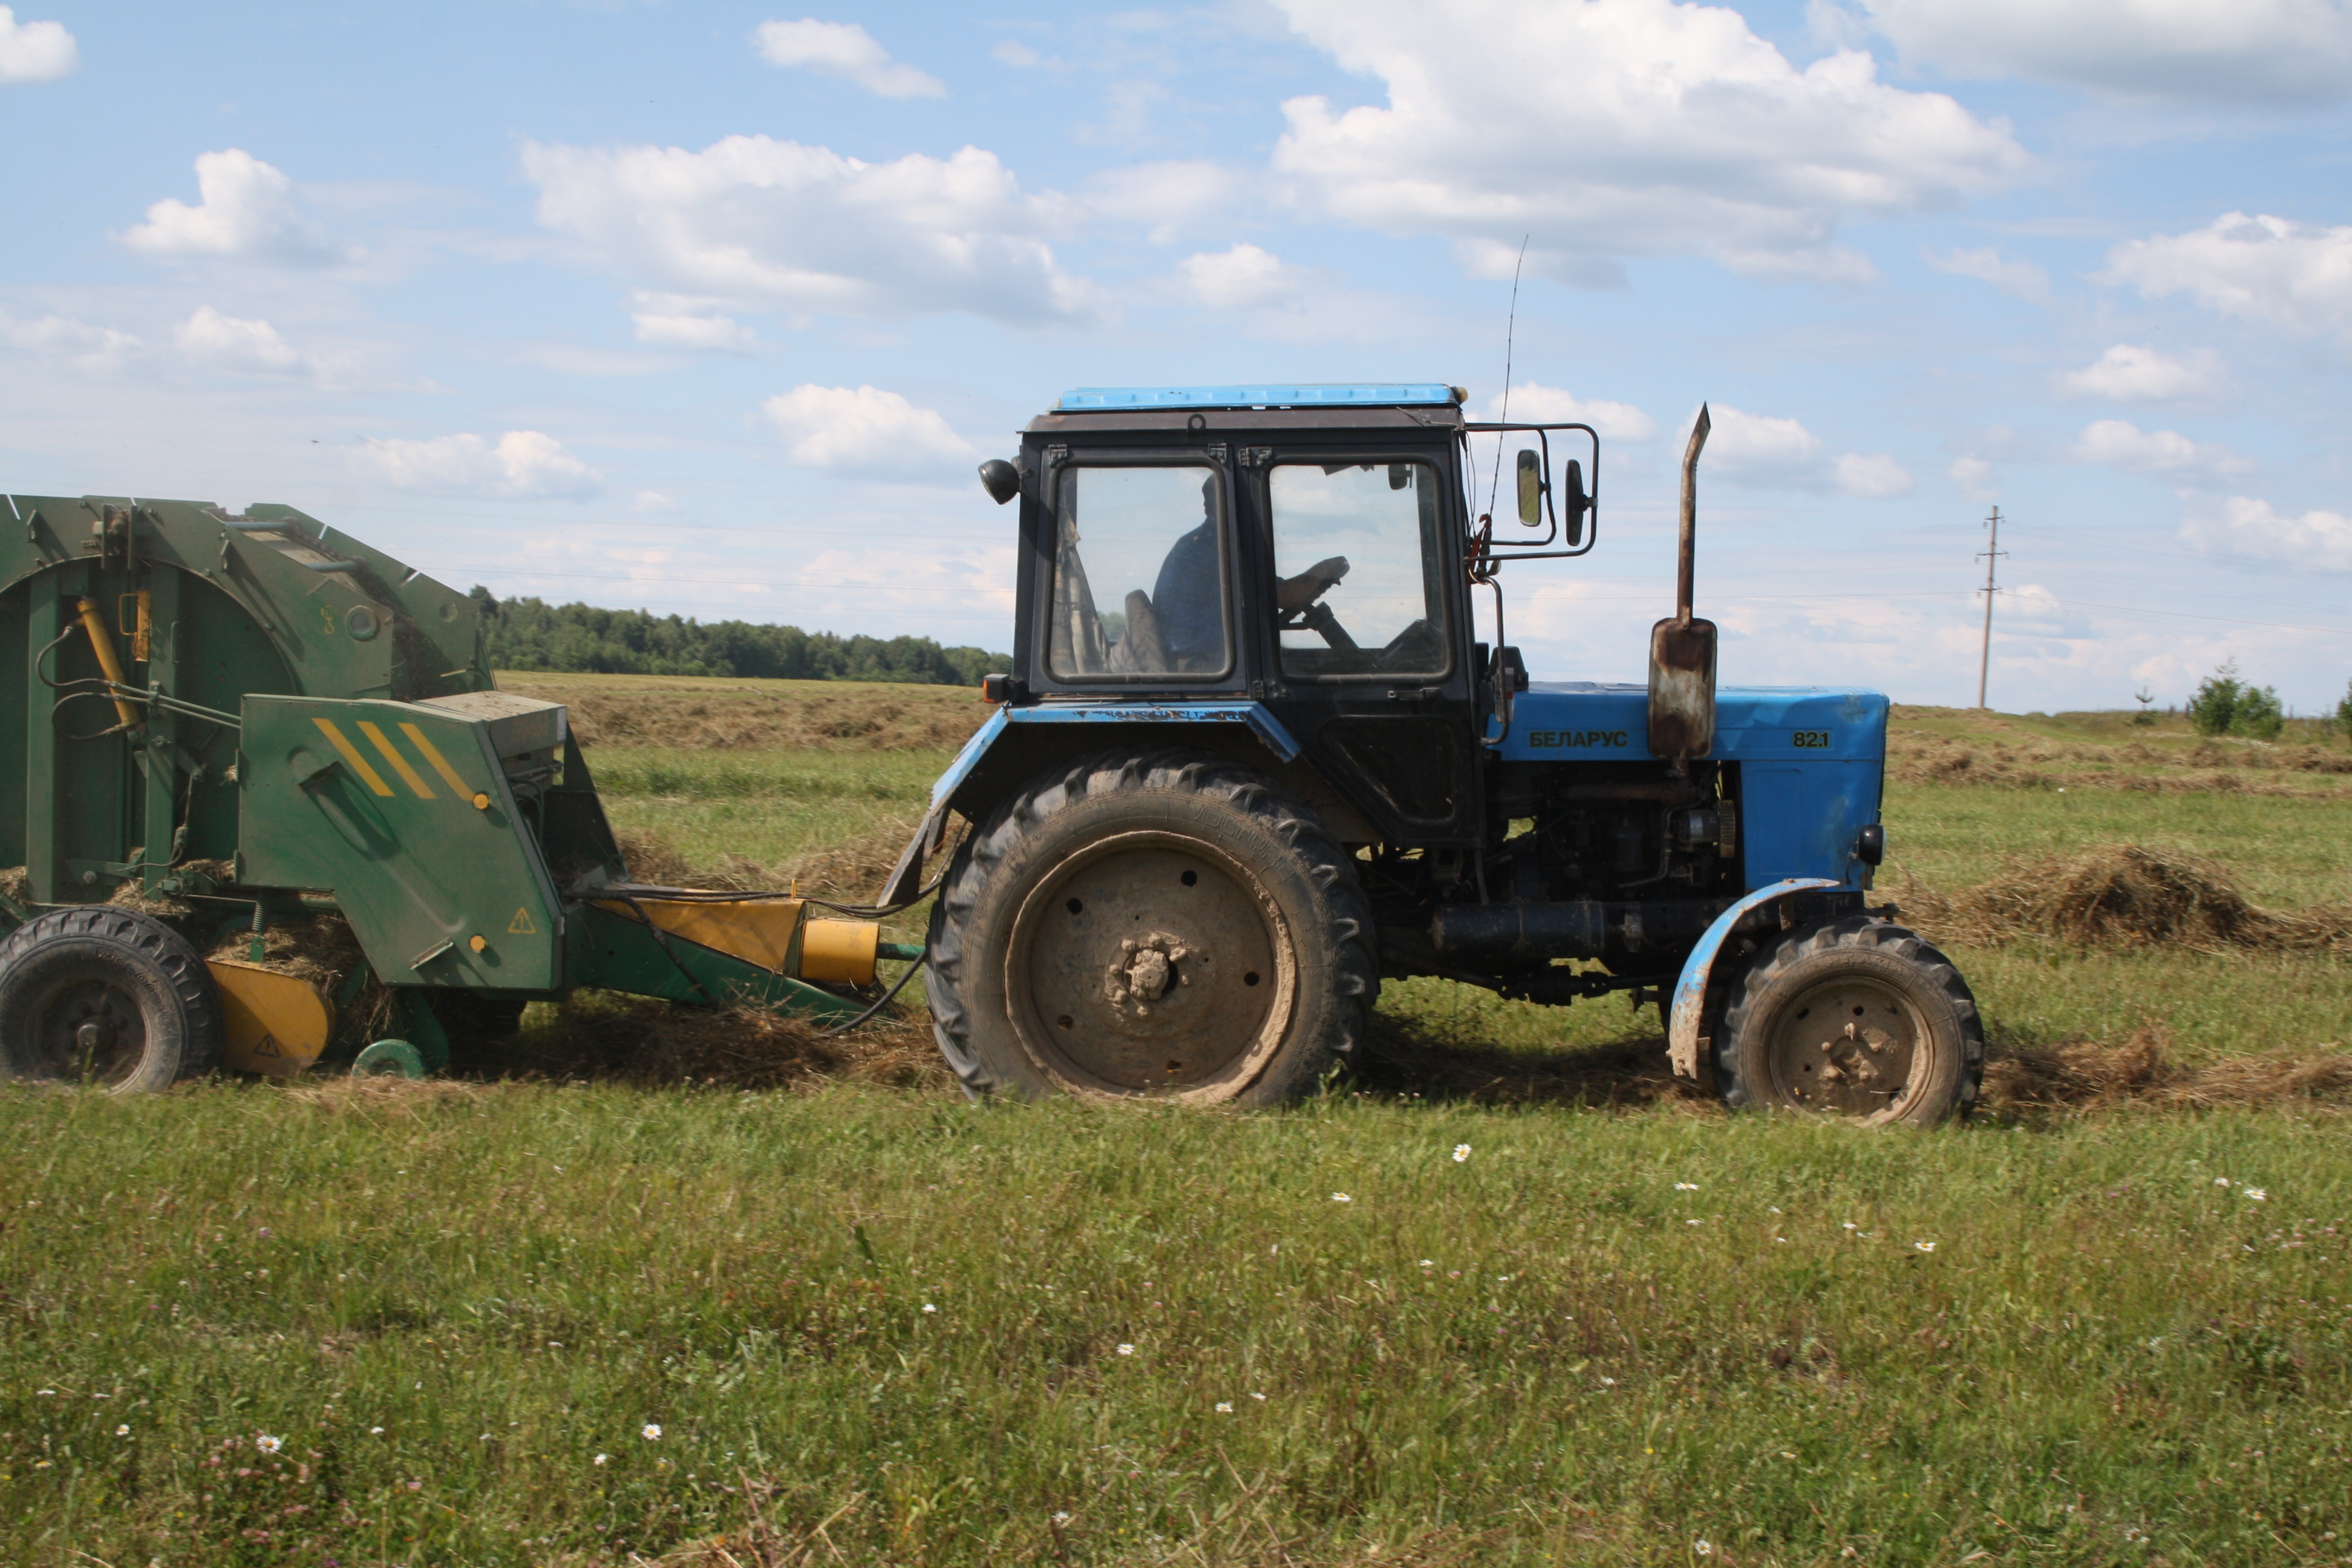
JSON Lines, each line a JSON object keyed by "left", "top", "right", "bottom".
{"left": 1500, "top": 684, "right": 1887, "bottom": 763}
{"left": 930, "top": 702, "right": 1301, "bottom": 811}
{"left": 1667, "top": 877, "right": 1844, "bottom": 1079}
{"left": 1057, "top": 384, "right": 1456, "bottom": 410}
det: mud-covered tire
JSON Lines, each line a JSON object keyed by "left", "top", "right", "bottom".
{"left": 1715, "top": 916, "right": 1982, "bottom": 1128}
{"left": 0, "top": 907, "right": 223, "bottom": 1092}
{"left": 925, "top": 748, "right": 1377, "bottom": 1105}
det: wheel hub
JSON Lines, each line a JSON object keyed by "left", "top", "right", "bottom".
{"left": 30, "top": 978, "right": 148, "bottom": 1086}
{"left": 1008, "top": 832, "right": 1295, "bottom": 1098}
{"left": 1764, "top": 978, "right": 1924, "bottom": 1117}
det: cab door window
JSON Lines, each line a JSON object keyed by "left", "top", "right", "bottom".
{"left": 1269, "top": 460, "right": 1450, "bottom": 679}
{"left": 1047, "top": 465, "right": 1230, "bottom": 679}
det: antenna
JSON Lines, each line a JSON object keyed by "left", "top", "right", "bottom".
{"left": 1484, "top": 234, "right": 1531, "bottom": 520}
{"left": 1975, "top": 505, "right": 2007, "bottom": 710}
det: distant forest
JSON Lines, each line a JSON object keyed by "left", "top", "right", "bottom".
{"left": 472, "top": 589, "right": 1011, "bottom": 687}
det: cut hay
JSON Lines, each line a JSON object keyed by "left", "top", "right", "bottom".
{"left": 1984, "top": 1024, "right": 2352, "bottom": 1113}
{"left": 479, "top": 993, "right": 947, "bottom": 1092}
{"left": 1905, "top": 843, "right": 2352, "bottom": 954}
{"left": 613, "top": 818, "right": 964, "bottom": 904}
{"left": 497, "top": 675, "right": 989, "bottom": 753}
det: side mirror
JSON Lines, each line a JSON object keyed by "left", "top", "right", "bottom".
{"left": 978, "top": 459, "right": 1021, "bottom": 506}
{"left": 1560, "top": 459, "right": 1590, "bottom": 546}
{"left": 1515, "top": 448, "right": 1543, "bottom": 526}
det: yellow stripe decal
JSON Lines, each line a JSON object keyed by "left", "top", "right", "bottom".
{"left": 399, "top": 722, "right": 474, "bottom": 797}
{"left": 357, "top": 720, "right": 436, "bottom": 799}
{"left": 311, "top": 718, "right": 395, "bottom": 797}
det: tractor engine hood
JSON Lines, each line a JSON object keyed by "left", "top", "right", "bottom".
{"left": 1495, "top": 684, "right": 1887, "bottom": 765}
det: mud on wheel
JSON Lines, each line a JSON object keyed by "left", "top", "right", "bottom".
{"left": 1714, "top": 915, "right": 1983, "bottom": 1128}
{"left": 0, "top": 907, "right": 223, "bottom": 1093}
{"left": 925, "top": 748, "right": 1377, "bottom": 1105}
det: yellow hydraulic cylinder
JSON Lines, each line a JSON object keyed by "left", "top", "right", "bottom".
{"left": 76, "top": 596, "right": 142, "bottom": 729}
{"left": 800, "top": 918, "right": 881, "bottom": 986}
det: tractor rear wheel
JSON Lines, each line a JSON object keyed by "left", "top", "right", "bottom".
{"left": 926, "top": 749, "right": 1377, "bottom": 1105}
{"left": 1714, "top": 916, "right": 1982, "bottom": 1128}
{"left": 0, "top": 907, "right": 223, "bottom": 1093}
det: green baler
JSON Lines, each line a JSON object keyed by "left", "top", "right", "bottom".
{"left": 0, "top": 492, "right": 912, "bottom": 1087}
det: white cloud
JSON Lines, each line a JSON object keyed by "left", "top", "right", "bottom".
{"left": 1267, "top": 0, "right": 2028, "bottom": 284}
{"left": 0, "top": 5, "right": 74, "bottom": 82}
{"left": 1086, "top": 161, "right": 1243, "bottom": 243}
{"left": 1853, "top": 0, "right": 2352, "bottom": 105}
{"left": 355, "top": 431, "right": 601, "bottom": 499}
{"left": 2068, "top": 419, "right": 2252, "bottom": 486}
{"left": 760, "top": 384, "right": 973, "bottom": 472}
{"left": 1926, "top": 245, "right": 2049, "bottom": 303}
{"left": 0, "top": 309, "right": 139, "bottom": 367}
{"left": 522, "top": 136, "right": 1095, "bottom": 327}
{"left": 752, "top": 19, "right": 945, "bottom": 99}
{"left": 120, "top": 149, "right": 343, "bottom": 265}
{"left": 172, "top": 306, "right": 305, "bottom": 373}
{"left": 1704, "top": 405, "right": 1911, "bottom": 495}
{"left": 2183, "top": 492, "right": 2352, "bottom": 569}
{"left": 990, "top": 39, "right": 1042, "bottom": 68}
{"left": 1949, "top": 454, "right": 1999, "bottom": 502}
{"left": 1180, "top": 243, "right": 1298, "bottom": 310}
{"left": 1482, "top": 383, "right": 1656, "bottom": 442}
{"left": 1832, "top": 451, "right": 1916, "bottom": 498}
{"left": 627, "top": 294, "right": 756, "bottom": 350}
{"left": 2054, "top": 343, "right": 2227, "bottom": 403}
{"left": 2106, "top": 212, "right": 2352, "bottom": 341}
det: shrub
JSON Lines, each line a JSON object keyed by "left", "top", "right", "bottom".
{"left": 2336, "top": 680, "right": 2352, "bottom": 745}
{"left": 2187, "top": 662, "right": 2241, "bottom": 737}
{"left": 2232, "top": 682, "right": 2284, "bottom": 740}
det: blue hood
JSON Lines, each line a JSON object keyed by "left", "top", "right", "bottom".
{"left": 1500, "top": 684, "right": 1888, "bottom": 890}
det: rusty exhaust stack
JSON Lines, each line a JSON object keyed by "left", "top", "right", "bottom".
{"left": 1647, "top": 405, "right": 1717, "bottom": 769}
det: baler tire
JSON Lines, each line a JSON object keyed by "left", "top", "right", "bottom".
{"left": 925, "top": 748, "right": 1377, "bottom": 1105}
{"left": 1714, "top": 916, "right": 1982, "bottom": 1128}
{"left": 0, "top": 907, "right": 223, "bottom": 1093}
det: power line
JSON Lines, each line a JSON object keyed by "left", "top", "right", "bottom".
{"left": 1975, "top": 506, "right": 2007, "bottom": 710}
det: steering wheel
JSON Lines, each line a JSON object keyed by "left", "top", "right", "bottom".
{"left": 1276, "top": 556, "right": 1354, "bottom": 649}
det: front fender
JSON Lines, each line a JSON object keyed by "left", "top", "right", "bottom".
{"left": 1666, "top": 877, "right": 1844, "bottom": 1080}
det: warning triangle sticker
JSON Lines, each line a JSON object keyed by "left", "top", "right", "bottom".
{"left": 254, "top": 1034, "right": 282, "bottom": 1057}
{"left": 508, "top": 908, "right": 539, "bottom": 935}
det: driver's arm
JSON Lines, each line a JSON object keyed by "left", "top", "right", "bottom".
{"left": 1276, "top": 555, "right": 1349, "bottom": 615}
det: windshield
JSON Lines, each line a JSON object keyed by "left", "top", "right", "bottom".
{"left": 1269, "top": 460, "right": 1450, "bottom": 678}
{"left": 1047, "top": 465, "right": 1230, "bottom": 679}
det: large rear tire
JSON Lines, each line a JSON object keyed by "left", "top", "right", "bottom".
{"left": 0, "top": 907, "right": 223, "bottom": 1093}
{"left": 1714, "top": 916, "right": 1982, "bottom": 1128}
{"left": 926, "top": 749, "right": 1377, "bottom": 1105}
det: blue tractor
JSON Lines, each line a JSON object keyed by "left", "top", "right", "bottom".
{"left": 881, "top": 385, "right": 1981, "bottom": 1126}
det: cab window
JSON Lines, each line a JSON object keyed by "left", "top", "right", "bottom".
{"left": 1269, "top": 460, "right": 1450, "bottom": 678}
{"left": 1047, "top": 465, "right": 1230, "bottom": 680}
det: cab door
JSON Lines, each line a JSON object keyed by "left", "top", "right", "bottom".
{"left": 1245, "top": 448, "right": 1482, "bottom": 847}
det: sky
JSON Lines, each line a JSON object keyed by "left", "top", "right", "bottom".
{"left": 1, "top": 0, "right": 2348, "bottom": 713}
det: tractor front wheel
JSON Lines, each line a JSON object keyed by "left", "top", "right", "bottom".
{"left": 926, "top": 750, "right": 1376, "bottom": 1105}
{"left": 0, "top": 907, "right": 223, "bottom": 1093}
{"left": 1714, "top": 916, "right": 1982, "bottom": 1128}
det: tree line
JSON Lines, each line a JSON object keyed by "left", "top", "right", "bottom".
{"left": 472, "top": 590, "right": 1010, "bottom": 687}
{"left": 2183, "top": 661, "right": 2352, "bottom": 741}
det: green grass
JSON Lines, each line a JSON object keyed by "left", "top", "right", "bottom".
{"left": 587, "top": 746, "right": 954, "bottom": 875}
{"left": 4, "top": 1086, "right": 2348, "bottom": 1567}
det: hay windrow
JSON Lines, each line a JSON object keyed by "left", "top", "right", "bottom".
{"left": 614, "top": 817, "right": 965, "bottom": 904}
{"left": 497, "top": 674, "right": 989, "bottom": 753}
{"left": 1904, "top": 843, "right": 2352, "bottom": 955}
{"left": 479, "top": 993, "right": 946, "bottom": 1091}
{"left": 1887, "top": 730, "right": 2352, "bottom": 797}
{"left": 1983, "top": 1024, "right": 2352, "bottom": 1112}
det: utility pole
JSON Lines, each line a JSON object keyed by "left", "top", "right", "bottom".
{"left": 1975, "top": 506, "right": 2006, "bottom": 710}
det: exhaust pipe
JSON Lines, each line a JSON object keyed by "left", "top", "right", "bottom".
{"left": 1646, "top": 405, "right": 1717, "bottom": 768}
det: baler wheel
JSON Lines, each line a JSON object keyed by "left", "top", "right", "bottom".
{"left": 1714, "top": 916, "right": 1982, "bottom": 1128}
{"left": 926, "top": 748, "right": 1377, "bottom": 1105}
{"left": 0, "top": 907, "right": 222, "bottom": 1093}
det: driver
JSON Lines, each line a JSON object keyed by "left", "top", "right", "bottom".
{"left": 1151, "top": 477, "right": 1347, "bottom": 670}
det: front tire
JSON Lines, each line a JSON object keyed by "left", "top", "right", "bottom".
{"left": 926, "top": 749, "right": 1377, "bottom": 1105}
{"left": 1714, "top": 916, "right": 1982, "bottom": 1128}
{"left": 0, "top": 908, "right": 223, "bottom": 1092}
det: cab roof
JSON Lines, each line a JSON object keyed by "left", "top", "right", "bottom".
{"left": 1056, "top": 384, "right": 1465, "bottom": 411}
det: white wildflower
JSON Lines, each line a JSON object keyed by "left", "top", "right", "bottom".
{"left": 1452, "top": 1145, "right": 1471, "bottom": 1163}
{"left": 1674, "top": 1182, "right": 1699, "bottom": 1191}
{"left": 1249, "top": 1392, "right": 1266, "bottom": 1401}
{"left": 2245, "top": 1188, "right": 2267, "bottom": 1201}
{"left": 114, "top": 1424, "right": 129, "bottom": 1436}
{"left": 255, "top": 1434, "right": 283, "bottom": 1454}
{"left": 1915, "top": 1241, "right": 1936, "bottom": 1253}
{"left": 1331, "top": 1192, "right": 1351, "bottom": 1203}
{"left": 370, "top": 1426, "right": 385, "bottom": 1436}
{"left": 593, "top": 1454, "right": 609, "bottom": 1466}
{"left": 2215, "top": 1177, "right": 2231, "bottom": 1186}
{"left": 1116, "top": 1344, "right": 1134, "bottom": 1356}
{"left": 922, "top": 1302, "right": 938, "bottom": 1313}
{"left": 642, "top": 1423, "right": 662, "bottom": 1440}
{"left": 1696, "top": 1541, "right": 1714, "bottom": 1558}
{"left": 1053, "top": 1511, "right": 1073, "bottom": 1525}
{"left": 1215, "top": 1402, "right": 1233, "bottom": 1413}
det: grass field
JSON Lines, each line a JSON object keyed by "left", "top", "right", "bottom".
{"left": 3, "top": 675, "right": 2349, "bottom": 1566}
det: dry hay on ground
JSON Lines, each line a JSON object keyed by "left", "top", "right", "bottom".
{"left": 1887, "top": 730, "right": 2352, "bottom": 797}
{"left": 1984, "top": 1023, "right": 2352, "bottom": 1112}
{"left": 481, "top": 993, "right": 947, "bottom": 1092}
{"left": 497, "top": 676, "right": 988, "bottom": 753}
{"left": 1904, "top": 843, "right": 2352, "bottom": 955}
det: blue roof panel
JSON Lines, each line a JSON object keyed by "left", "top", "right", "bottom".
{"left": 1057, "top": 384, "right": 1460, "bottom": 410}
